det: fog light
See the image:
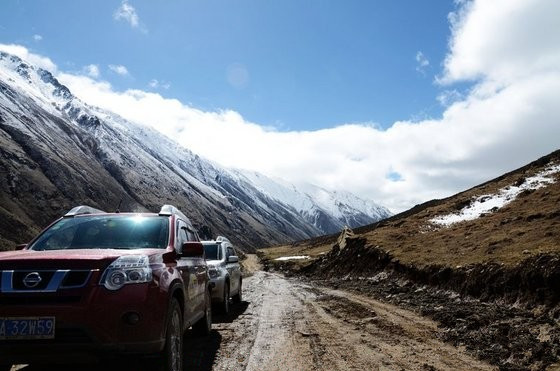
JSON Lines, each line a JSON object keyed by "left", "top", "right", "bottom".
{"left": 123, "top": 311, "right": 141, "bottom": 325}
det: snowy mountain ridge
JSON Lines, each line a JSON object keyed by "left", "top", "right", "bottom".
{"left": 232, "top": 169, "right": 391, "bottom": 230}
{"left": 0, "top": 51, "right": 390, "bottom": 250}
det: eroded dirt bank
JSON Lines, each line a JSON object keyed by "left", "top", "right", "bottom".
{"left": 288, "top": 237, "right": 560, "bottom": 370}
{"left": 11, "top": 268, "right": 494, "bottom": 371}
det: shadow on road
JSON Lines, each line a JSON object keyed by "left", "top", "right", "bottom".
{"left": 12, "top": 330, "right": 223, "bottom": 371}
{"left": 10, "top": 302, "right": 252, "bottom": 371}
{"left": 183, "top": 329, "right": 222, "bottom": 371}
{"left": 212, "top": 301, "right": 250, "bottom": 324}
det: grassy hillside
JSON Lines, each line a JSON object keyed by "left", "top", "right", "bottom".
{"left": 261, "top": 149, "right": 560, "bottom": 269}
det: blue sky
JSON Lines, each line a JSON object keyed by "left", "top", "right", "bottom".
{"left": 0, "top": 0, "right": 455, "bottom": 130}
{"left": 1, "top": 0, "right": 559, "bottom": 212}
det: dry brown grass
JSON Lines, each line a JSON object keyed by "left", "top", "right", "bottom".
{"left": 258, "top": 243, "right": 332, "bottom": 270}
{"left": 261, "top": 150, "right": 560, "bottom": 269}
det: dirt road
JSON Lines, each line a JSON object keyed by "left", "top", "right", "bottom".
{"left": 185, "top": 270, "right": 495, "bottom": 371}
{"left": 12, "top": 259, "right": 495, "bottom": 371}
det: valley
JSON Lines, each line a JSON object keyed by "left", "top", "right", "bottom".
{"left": 1, "top": 24, "right": 560, "bottom": 371}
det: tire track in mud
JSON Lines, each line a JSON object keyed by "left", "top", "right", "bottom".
{"left": 211, "top": 271, "right": 495, "bottom": 371}
{"left": 9, "top": 269, "right": 496, "bottom": 371}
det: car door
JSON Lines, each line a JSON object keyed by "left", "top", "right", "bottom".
{"left": 176, "top": 220, "right": 198, "bottom": 324}
{"left": 232, "top": 246, "right": 241, "bottom": 293}
{"left": 226, "top": 245, "right": 240, "bottom": 294}
{"left": 186, "top": 226, "right": 207, "bottom": 315}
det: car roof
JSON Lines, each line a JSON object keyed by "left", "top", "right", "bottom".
{"left": 72, "top": 212, "right": 161, "bottom": 217}
{"left": 201, "top": 240, "right": 220, "bottom": 245}
{"left": 63, "top": 204, "right": 195, "bottom": 229}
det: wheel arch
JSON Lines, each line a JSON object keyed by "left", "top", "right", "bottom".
{"left": 167, "top": 280, "right": 186, "bottom": 321}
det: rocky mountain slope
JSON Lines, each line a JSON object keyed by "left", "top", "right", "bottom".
{"left": 0, "top": 51, "right": 389, "bottom": 251}
{"left": 260, "top": 149, "right": 560, "bottom": 370}
{"left": 231, "top": 170, "right": 391, "bottom": 234}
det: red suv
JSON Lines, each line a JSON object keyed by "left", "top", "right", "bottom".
{"left": 0, "top": 205, "right": 212, "bottom": 371}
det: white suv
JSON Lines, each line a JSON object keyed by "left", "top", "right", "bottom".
{"left": 202, "top": 236, "right": 242, "bottom": 314}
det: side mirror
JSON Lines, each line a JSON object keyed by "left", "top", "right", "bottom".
{"left": 15, "top": 244, "right": 27, "bottom": 251}
{"left": 181, "top": 242, "right": 204, "bottom": 258}
{"left": 227, "top": 255, "right": 239, "bottom": 263}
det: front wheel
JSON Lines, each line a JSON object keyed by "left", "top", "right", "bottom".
{"left": 161, "top": 299, "right": 183, "bottom": 371}
{"left": 193, "top": 289, "right": 212, "bottom": 336}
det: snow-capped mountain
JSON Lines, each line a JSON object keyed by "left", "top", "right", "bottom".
{"left": 231, "top": 170, "right": 391, "bottom": 232}
{"left": 0, "top": 51, "right": 390, "bottom": 251}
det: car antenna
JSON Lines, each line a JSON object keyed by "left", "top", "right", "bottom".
{"left": 115, "top": 199, "right": 123, "bottom": 213}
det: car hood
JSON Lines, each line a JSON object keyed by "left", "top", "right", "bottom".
{"left": 206, "top": 260, "right": 223, "bottom": 267}
{"left": 0, "top": 248, "right": 166, "bottom": 270}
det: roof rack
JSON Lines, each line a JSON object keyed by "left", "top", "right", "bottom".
{"left": 216, "top": 235, "right": 230, "bottom": 243}
{"left": 64, "top": 205, "right": 106, "bottom": 218}
{"left": 159, "top": 205, "right": 193, "bottom": 226}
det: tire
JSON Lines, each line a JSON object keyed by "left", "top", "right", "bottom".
{"left": 193, "top": 289, "right": 212, "bottom": 336}
{"left": 161, "top": 299, "right": 183, "bottom": 371}
{"left": 232, "top": 278, "right": 242, "bottom": 303}
{"left": 220, "top": 281, "right": 230, "bottom": 314}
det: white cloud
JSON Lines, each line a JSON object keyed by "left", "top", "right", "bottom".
{"left": 84, "top": 64, "right": 100, "bottom": 78}
{"left": 113, "top": 1, "right": 146, "bottom": 32}
{"left": 57, "top": 66, "right": 560, "bottom": 212}
{"left": 440, "top": 0, "right": 560, "bottom": 84}
{"left": 32, "top": 34, "right": 43, "bottom": 42}
{"left": 415, "top": 51, "right": 430, "bottom": 74}
{"left": 108, "top": 64, "right": 129, "bottom": 76}
{"left": 148, "top": 79, "right": 170, "bottom": 89}
{"left": 0, "top": 43, "right": 56, "bottom": 72}
{"left": 436, "top": 89, "right": 464, "bottom": 107}
{"left": 3, "top": 0, "right": 560, "bottom": 213}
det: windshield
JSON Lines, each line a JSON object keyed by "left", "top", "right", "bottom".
{"left": 203, "top": 243, "right": 221, "bottom": 260}
{"left": 29, "top": 215, "right": 169, "bottom": 251}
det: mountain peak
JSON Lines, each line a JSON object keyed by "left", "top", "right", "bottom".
{"left": 0, "top": 51, "right": 391, "bottom": 250}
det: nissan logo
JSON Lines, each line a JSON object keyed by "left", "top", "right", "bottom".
{"left": 22, "top": 272, "right": 42, "bottom": 288}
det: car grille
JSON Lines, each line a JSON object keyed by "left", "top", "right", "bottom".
{"left": 12, "top": 271, "right": 55, "bottom": 291}
{"left": 61, "top": 270, "right": 92, "bottom": 288}
{"left": 0, "top": 270, "right": 94, "bottom": 293}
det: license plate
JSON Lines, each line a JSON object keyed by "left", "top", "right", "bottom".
{"left": 0, "top": 317, "right": 55, "bottom": 340}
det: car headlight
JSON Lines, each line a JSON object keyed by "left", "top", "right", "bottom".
{"left": 100, "top": 255, "right": 152, "bottom": 291}
{"left": 208, "top": 267, "right": 221, "bottom": 279}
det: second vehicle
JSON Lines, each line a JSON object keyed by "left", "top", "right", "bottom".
{"left": 202, "top": 236, "right": 242, "bottom": 314}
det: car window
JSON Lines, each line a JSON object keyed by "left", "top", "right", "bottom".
{"left": 227, "top": 246, "right": 235, "bottom": 259}
{"left": 186, "top": 229, "right": 196, "bottom": 242}
{"left": 30, "top": 216, "right": 169, "bottom": 251}
{"left": 203, "top": 243, "right": 219, "bottom": 260}
{"left": 178, "top": 227, "right": 188, "bottom": 248}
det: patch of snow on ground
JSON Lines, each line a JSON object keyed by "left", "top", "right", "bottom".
{"left": 274, "top": 255, "right": 310, "bottom": 261}
{"left": 430, "top": 163, "right": 560, "bottom": 226}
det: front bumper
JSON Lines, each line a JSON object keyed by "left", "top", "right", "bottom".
{"left": 0, "top": 281, "right": 168, "bottom": 363}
